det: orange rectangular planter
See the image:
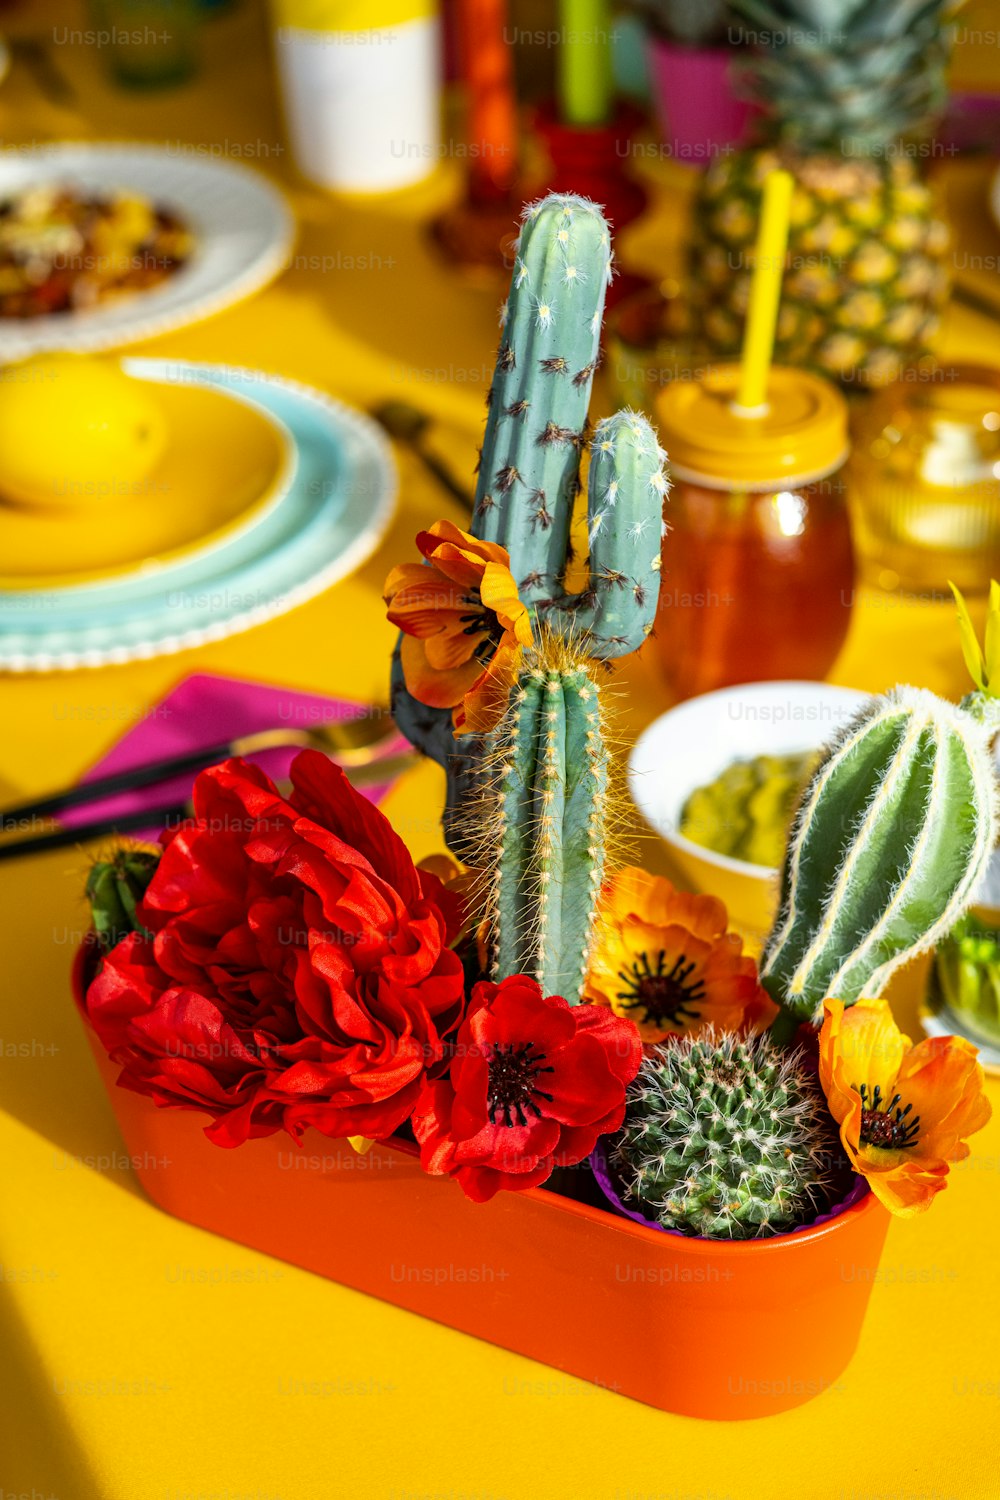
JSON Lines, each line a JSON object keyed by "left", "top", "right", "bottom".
{"left": 74, "top": 950, "right": 890, "bottom": 1420}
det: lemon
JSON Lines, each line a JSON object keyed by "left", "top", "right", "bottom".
{"left": 0, "top": 353, "right": 168, "bottom": 509}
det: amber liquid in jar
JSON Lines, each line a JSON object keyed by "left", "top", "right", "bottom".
{"left": 654, "top": 472, "right": 856, "bottom": 701}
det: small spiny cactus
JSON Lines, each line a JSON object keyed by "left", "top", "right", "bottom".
{"left": 85, "top": 844, "right": 159, "bottom": 952}
{"left": 613, "top": 1030, "right": 838, "bottom": 1238}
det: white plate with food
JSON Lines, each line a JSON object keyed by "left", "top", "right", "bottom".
{"left": 0, "top": 143, "right": 293, "bottom": 358}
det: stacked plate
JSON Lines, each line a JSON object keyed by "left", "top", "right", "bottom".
{"left": 0, "top": 360, "right": 397, "bottom": 670}
{"left": 0, "top": 145, "right": 397, "bottom": 670}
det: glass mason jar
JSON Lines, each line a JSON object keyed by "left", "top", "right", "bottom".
{"left": 653, "top": 365, "right": 855, "bottom": 701}
{"left": 849, "top": 363, "right": 1000, "bottom": 598}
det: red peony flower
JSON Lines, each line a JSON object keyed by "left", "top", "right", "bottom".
{"left": 412, "top": 975, "right": 642, "bottom": 1202}
{"left": 83, "top": 751, "right": 467, "bottom": 1148}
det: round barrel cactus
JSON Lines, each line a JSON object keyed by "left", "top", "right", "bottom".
{"left": 85, "top": 844, "right": 159, "bottom": 952}
{"left": 612, "top": 1030, "right": 838, "bottom": 1238}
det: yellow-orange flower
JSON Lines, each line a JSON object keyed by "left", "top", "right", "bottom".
{"left": 819, "top": 997, "right": 991, "bottom": 1216}
{"left": 582, "top": 867, "right": 776, "bottom": 1043}
{"left": 385, "top": 520, "right": 532, "bottom": 737}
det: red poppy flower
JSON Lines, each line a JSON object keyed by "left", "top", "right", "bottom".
{"left": 412, "top": 974, "right": 642, "bottom": 1202}
{"left": 83, "top": 751, "right": 467, "bottom": 1147}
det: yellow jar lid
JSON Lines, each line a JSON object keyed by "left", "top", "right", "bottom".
{"left": 654, "top": 364, "right": 849, "bottom": 489}
{"left": 271, "top": 0, "right": 436, "bottom": 30}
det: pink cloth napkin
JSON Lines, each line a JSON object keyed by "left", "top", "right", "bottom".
{"left": 63, "top": 672, "right": 408, "bottom": 839}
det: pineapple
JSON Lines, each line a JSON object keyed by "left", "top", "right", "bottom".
{"left": 689, "top": 0, "right": 956, "bottom": 388}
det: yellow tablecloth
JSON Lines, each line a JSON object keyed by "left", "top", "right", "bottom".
{"left": 2, "top": 4, "right": 1000, "bottom": 1497}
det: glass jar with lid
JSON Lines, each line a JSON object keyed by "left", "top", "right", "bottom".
{"left": 653, "top": 364, "right": 855, "bottom": 701}
{"left": 849, "top": 364, "right": 1000, "bottom": 597}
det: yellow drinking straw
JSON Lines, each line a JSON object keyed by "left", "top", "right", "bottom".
{"left": 734, "top": 169, "right": 794, "bottom": 414}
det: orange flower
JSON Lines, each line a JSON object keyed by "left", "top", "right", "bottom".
{"left": 582, "top": 867, "right": 776, "bottom": 1044}
{"left": 819, "top": 997, "right": 991, "bottom": 1216}
{"left": 385, "top": 520, "right": 532, "bottom": 737}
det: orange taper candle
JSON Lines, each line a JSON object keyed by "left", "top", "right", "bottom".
{"left": 457, "top": 0, "right": 518, "bottom": 202}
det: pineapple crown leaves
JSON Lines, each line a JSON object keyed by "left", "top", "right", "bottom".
{"left": 730, "top": 0, "right": 958, "bottom": 151}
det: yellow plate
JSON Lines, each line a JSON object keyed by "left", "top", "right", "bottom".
{"left": 0, "top": 380, "right": 293, "bottom": 590}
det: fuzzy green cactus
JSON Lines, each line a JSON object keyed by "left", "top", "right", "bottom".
{"left": 762, "top": 687, "right": 998, "bottom": 1040}
{"left": 391, "top": 194, "right": 668, "bottom": 999}
{"left": 85, "top": 845, "right": 159, "bottom": 952}
{"left": 612, "top": 1030, "right": 838, "bottom": 1238}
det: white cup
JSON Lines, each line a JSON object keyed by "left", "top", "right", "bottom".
{"left": 272, "top": 1, "right": 441, "bottom": 193}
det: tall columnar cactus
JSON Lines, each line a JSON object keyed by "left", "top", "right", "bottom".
{"left": 482, "top": 644, "right": 609, "bottom": 1001}
{"left": 613, "top": 1030, "right": 838, "bottom": 1238}
{"left": 391, "top": 195, "right": 668, "bottom": 1000}
{"left": 393, "top": 196, "right": 666, "bottom": 740}
{"left": 473, "top": 195, "right": 665, "bottom": 650}
{"left": 762, "top": 687, "right": 998, "bottom": 1039}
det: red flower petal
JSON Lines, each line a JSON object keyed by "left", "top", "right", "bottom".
{"left": 81, "top": 750, "right": 468, "bottom": 1148}
{"left": 413, "top": 975, "right": 642, "bottom": 1201}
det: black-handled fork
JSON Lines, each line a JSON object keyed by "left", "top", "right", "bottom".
{"left": 0, "top": 751, "right": 418, "bottom": 862}
{"left": 0, "top": 715, "right": 398, "bottom": 826}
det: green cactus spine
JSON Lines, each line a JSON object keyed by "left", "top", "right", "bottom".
{"left": 762, "top": 686, "right": 998, "bottom": 1038}
{"left": 85, "top": 844, "right": 160, "bottom": 952}
{"left": 612, "top": 1030, "right": 837, "bottom": 1238}
{"left": 482, "top": 645, "right": 609, "bottom": 1000}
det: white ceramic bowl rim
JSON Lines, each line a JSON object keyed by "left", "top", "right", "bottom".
{"left": 628, "top": 680, "right": 872, "bottom": 881}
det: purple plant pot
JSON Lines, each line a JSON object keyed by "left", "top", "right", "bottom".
{"left": 647, "top": 38, "right": 752, "bottom": 164}
{"left": 590, "top": 1137, "right": 871, "bottom": 1238}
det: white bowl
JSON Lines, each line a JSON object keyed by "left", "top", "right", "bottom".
{"left": 628, "top": 681, "right": 870, "bottom": 935}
